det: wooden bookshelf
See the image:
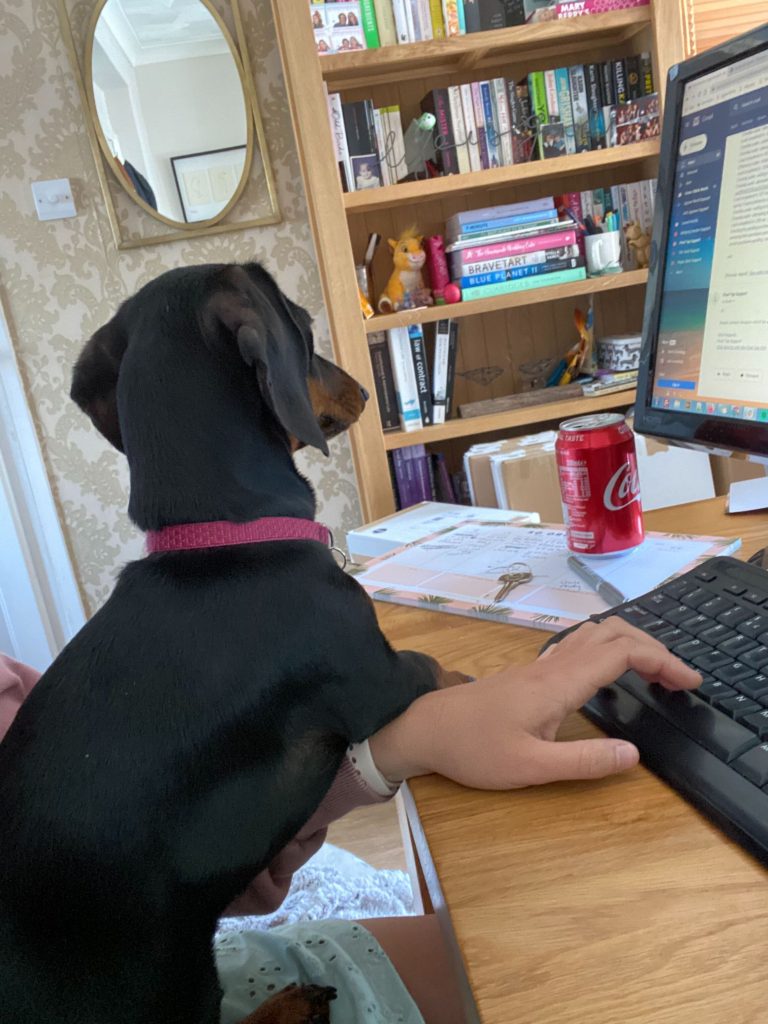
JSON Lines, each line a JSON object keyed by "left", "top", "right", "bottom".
{"left": 383, "top": 389, "right": 637, "bottom": 449}
{"left": 272, "top": 2, "right": 686, "bottom": 523}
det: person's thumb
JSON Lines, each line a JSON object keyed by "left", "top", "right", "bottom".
{"left": 527, "top": 737, "right": 639, "bottom": 784}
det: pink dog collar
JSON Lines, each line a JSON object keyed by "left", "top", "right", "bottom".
{"left": 146, "top": 517, "right": 332, "bottom": 554}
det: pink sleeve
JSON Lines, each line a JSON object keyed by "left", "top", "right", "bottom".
{"left": 223, "top": 752, "right": 394, "bottom": 918}
{"left": 0, "top": 655, "right": 40, "bottom": 740}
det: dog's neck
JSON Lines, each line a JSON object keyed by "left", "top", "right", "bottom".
{"left": 121, "top": 368, "right": 316, "bottom": 532}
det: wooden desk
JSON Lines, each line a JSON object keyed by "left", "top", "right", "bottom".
{"left": 376, "top": 498, "right": 768, "bottom": 1024}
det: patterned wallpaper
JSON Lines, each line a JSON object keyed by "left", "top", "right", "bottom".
{"left": 0, "top": 0, "right": 362, "bottom": 614}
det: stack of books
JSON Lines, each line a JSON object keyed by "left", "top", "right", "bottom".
{"left": 389, "top": 446, "right": 460, "bottom": 508}
{"left": 447, "top": 197, "right": 586, "bottom": 301}
{"left": 326, "top": 94, "right": 407, "bottom": 190}
{"left": 368, "top": 320, "right": 460, "bottom": 432}
{"left": 311, "top": 0, "right": 650, "bottom": 52}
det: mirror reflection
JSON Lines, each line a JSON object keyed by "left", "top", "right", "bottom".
{"left": 90, "top": 0, "right": 250, "bottom": 224}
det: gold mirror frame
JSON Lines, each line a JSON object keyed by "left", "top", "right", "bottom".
{"left": 57, "top": 0, "right": 281, "bottom": 249}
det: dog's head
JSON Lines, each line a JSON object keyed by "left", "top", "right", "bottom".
{"left": 70, "top": 263, "right": 367, "bottom": 460}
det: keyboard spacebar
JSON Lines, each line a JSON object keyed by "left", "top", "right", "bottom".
{"left": 617, "top": 673, "right": 759, "bottom": 763}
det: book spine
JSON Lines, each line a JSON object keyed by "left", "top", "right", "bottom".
{"left": 460, "top": 83, "right": 482, "bottom": 173}
{"left": 544, "top": 69, "right": 559, "bottom": 124}
{"left": 493, "top": 78, "right": 514, "bottom": 166}
{"left": 455, "top": 228, "right": 578, "bottom": 263}
{"left": 556, "top": 0, "right": 649, "bottom": 12}
{"left": 372, "top": 108, "right": 391, "bottom": 185}
{"left": 417, "top": 450, "right": 436, "bottom": 502}
{"left": 509, "top": 80, "right": 534, "bottom": 162}
{"left": 391, "top": 0, "right": 412, "bottom": 42}
{"left": 423, "top": 88, "right": 458, "bottom": 174}
{"left": 527, "top": 71, "right": 549, "bottom": 158}
{"left": 368, "top": 332, "right": 400, "bottom": 430}
{"left": 373, "top": 0, "right": 398, "bottom": 45}
{"left": 445, "top": 321, "right": 458, "bottom": 418}
{"left": 480, "top": 81, "right": 501, "bottom": 167}
{"left": 453, "top": 208, "right": 559, "bottom": 236}
{"left": 441, "top": 0, "right": 461, "bottom": 35}
{"left": 447, "top": 85, "right": 471, "bottom": 175}
{"left": 626, "top": 54, "right": 641, "bottom": 99}
{"left": 640, "top": 51, "right": 654, "bottom": 95}
{"left": 387, "top": 327, "right": 423, "bottom": 430}
{"left": 419, "top": 0, "right": 435, "bottom": 38}
{"left": 451, "top": 195, "right": 554, "bottom": 229}
{"left": 391, "top": 449, "right": 419, "bottom": 508}
{"left": 458, "top": 244, "right": 579, "bottom": 276}
{"left": 600, "top": 61, "right": 616, "bottom": 108}
{"left": 431, "top": 318, "right": 451, "bottom": 424}
{"left": 568, "top": 65, "right": 590, "bottom": 153}
{"left": 585, "top": 63, "right": 605, "bottom": 149}
{"left": 613, "top": 57, "right": 628, "bottom": 104}
{"left": 457, "top": 0, "right": 466, "bottom": 33}
{"left": 461, "top": 257, "right": 583, "bottom": 288}
{"left": 433, "top": 452, "right": 457, "bottom": 503}
{"left": 463, "top": 0, "right": 480, "bottom": 31}
{"left": 429, "top": 0, "right": 446, "bottom": 37}
{"left": 327, "top": 92, "right": 352, "bottom": 191}
{"left": 640, "top": 178, "right": 656, "bottom": 233}
{"left": 554, "top": 67, "right": 576, "bottom": 155}
{"left": 359, "top": 0, "right": 381, "bottom": 47}
{"left": 384, "top": 105, "right": 406, "bottom": 182}
{"left": 461, "top": 265, "right": 586, "bottom": 299}
{"left": 409, "top": 324, "right": 433, "bottom": 426}
{"left": 471, "top": 81, "right": 490, "bottom": 169}
{"left": 408, "top": 0, "right": 423, "bottom": 39}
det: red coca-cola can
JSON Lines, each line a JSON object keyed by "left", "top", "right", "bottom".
{"left": 556, "top": 413, "right": 644, "bottom": 556}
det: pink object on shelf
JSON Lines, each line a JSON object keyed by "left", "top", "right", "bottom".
{"left": 424, "top": 235, "right": 450, "bottom": 297}
{"left": 443, "top": 283, "right": 462, "bottom": 304}
{"left": 556, "top": 0, "right": 648, "bottom": 15}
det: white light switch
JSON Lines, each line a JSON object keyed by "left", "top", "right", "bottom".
{"left": 31, "top": 179, "right": 77, "bottom": 221}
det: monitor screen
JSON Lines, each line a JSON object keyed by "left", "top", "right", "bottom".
{"left": 635, "top": 23, "right": 768, "bottom": 457}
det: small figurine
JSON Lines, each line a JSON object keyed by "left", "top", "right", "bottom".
{"left": 624, "top": 221, "right": 651, "bottom": 269}
{"left": 377, "top": 228, "right": 434, "bottom": 314}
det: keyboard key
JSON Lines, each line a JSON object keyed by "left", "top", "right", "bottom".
{"left": 640, "top": 593, "right": 680, "bottom": 616}
{"left": 693, "top": 650, "right": 733, "bottom": 672}
{"left": 679, "top": 614, "right": 714, "bottom": 637}
{"left": 744, "top": 592, "right": 766, "bottom": 606}
{"left": 681, "top": 588, "right": 711, "bottom": 610}
{"left": 655, "top": 628, "right": 687, "bottom": 647}
{"left": 695, "top": 569, "right": 718, "bottom": 583}
{"left": 699, "top": 596, "right": 731, "bottom": 618}
{"left": 666, "top": 578, "right": 699, "bottom": 597}
{"left": 717, "top": 606, "right": 753, "bottom": 627}
{"left": 664, "top": 605, "right": 701, "bottom": 627}
{"left": 697, "top": 680, "right": 737, "bottom": 704}
{"left": 736, "top": 674, "right": 768, "bottom": 700}
{"left": 734, "top": 743, "right": 768, "bottom": 786}
{"left": 718, "top": 695, "right": 763, "bottom": 721}
{"left": 714, "top": 663, "right": 754, "bottom": 685}
{"left": 643, "top": 618, "right": 670, "bottom": 636}
{"left": 698, "top": 624, "right": 735, "bottom": 645}
{"left": 617, "top": 603, "right": 652, "bottom": 628}
{"left": 743, "top": 710, "right": 768, "bottom": 739}
{"left": 724, "top": 583, "right": 748, "bottom": 596}
{"left": 740, "top": 615, "right": 768, "bottom": 638}
{"left": 720, "top": 635, "right": 759, "bottom": 658}
{"left": 741, "top": 646, "right": 768, "bottom": 670}
{"left": 673, "top": 638, "right": 712, "bottom": 661}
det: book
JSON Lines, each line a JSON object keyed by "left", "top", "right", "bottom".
{"left": 391, "top": 447, "right": 432, "bottom": 508}
{"left": 456, "top": 243, "right": 581, "bottom": 277}
{"left": 613, "top": 57, "right": 628, "bottom": 104}
{"left": 527, "top": 71, "right": 549, "bottom": 158}
{"left": 391, "top": 0, "right": 411, "bottom": 42}
{"left": 422, "top": 88, "right": 459, "bottom": 174}
{"left": 386, "top": 327, "right": 423, "bottom": 431}
{"left": 600, "top": 60, "right": 616, "bottom": 109}
{"left": 626, "top": 54, "right": 642, "bottom": 100}
{"left": 408, "top": 323, "right": 433, "bottom": 427}
{"left": 429, "top": 0, "right": 446, "bottom": 37}
{"left": 471, "top": 82, "right": 491, "bottom": 169}
{"left": 460, "top": 256, "right": 584, "bottom": 288}
{"left": 450, "top": 228, "right": 579, "bottom": 267}
{"left": 445, "top": 216, "right": 576, "bottom": 251}
{"left": 585, "top": 63, "right": 605, "bottom": 148}
{"left": 354, "top": 520, "right": 740, "bottom": 632}
{"left": 447, "top": 85, "right": 471, "bottom": 175}
{"left": 568, "top": 66, "right": 590, "bottom": 152}
{"left": 615, "top": 92, "right": 660, "bottom": 145}
{"left": 326, "top": 90, "right": 352, "bottom": 191}
{"left": 342, "top": 100, "right": 383, "bottom": 191}
{"left": 449, "top": 196, "right": 554, "bottom": 231}
{"left": 371, "top": 108, "right": 391, "bottom": 185}
{"left": 431, "top": 318, "right": 453, "bottom": 424}
{"left": 540, "top": 121, "right": 566, "bottom": 159}
{"left": 554, "top": 67, "right": 576, "bottom": 154}
{"left": 373, "top": 0, "right": 398, "bottom": 44}
{"left": 544, "top": 69, "right": 559, "bottom": 124}
{"left": 461, "top": 265, "right": 587, "bottom": 300}
{"left": 432, "top": 454, "right": 457, "bottom": 503}
{"left": 418, "top": 0, "right": 435, "bottom": 38}
{"left": 493, "top": 78, "right": 514, "bottom": 166}
{"left": 480, "top": 81, "right": 501, "bottom": 167}
{"left": 556, "top": 0, "right": 649, "bottom": 14}
{"left": 329, "top": 2, "right": 367, "bottom": 52}
{"left": 508, "top": 80, "right": 534, "bottom": 163}
{"left": 445, "top": 320, "right": 458, "bottom": 418}
{"left": 368, "top": 330, "right": 400, "bottom": 430}
{"left": 640, "top": 51, "right": 654, "bottom": 95}
{"left": 382, "top": 105, "right": 406, "bottom": 182}
{"left": 463, "top": 0, "right": 526, "bottom": 31}
{"left": 359, "top": 0, "right": 381, "bottom": 47}
{"left": 447, "top": 203, "right": 557, "bottom": 238}
{"left": 459, "top": 84, "right": 482, "bottom": 173}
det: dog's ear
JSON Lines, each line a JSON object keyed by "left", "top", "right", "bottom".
{"left": 70, "top": 316, "right": 129, "bottom": 452}
{"left": 206, "top": 268, "right": 329, "bottom": 456}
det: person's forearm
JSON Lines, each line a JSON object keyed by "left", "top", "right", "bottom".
{"left": 367, "top": 689, "right": 442, "bottom": 783}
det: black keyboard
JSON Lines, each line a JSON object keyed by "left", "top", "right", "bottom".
{"left": 549, "top": 556, "right": 768, "bottom": 864}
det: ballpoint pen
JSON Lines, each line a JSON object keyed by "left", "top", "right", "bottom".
{"left": 567, "top": 555, "right": 626, "bottom": 607}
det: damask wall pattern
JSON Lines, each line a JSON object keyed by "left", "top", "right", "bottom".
{"left": 0, "top": 0, "right": 363, "bottom": 614}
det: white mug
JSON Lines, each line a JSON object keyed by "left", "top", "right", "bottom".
{"left": 585, "top": 230, "right": 622, "bottom": 276}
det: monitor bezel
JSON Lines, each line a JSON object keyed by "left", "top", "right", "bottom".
{"left": 633, "top": 21, "right": 768, "bottom": 459}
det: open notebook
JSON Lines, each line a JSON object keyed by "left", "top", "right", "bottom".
{"left": 350, "top": 521, "right": 742, "bottom": 633}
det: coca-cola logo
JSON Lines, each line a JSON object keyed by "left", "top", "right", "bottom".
{"left": 603, "top": 461, "right": 641, "bottom": 511}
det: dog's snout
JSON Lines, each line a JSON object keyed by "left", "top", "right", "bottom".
{"left": 360, "top": 386, "right": 370, "bottom": 403}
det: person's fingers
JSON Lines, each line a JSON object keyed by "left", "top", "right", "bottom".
{"left": 524, "top": 736, "right": 640, "bottom": 784}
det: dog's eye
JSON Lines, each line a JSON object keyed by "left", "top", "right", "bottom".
{"left": 319, "top": 414, "right": 336, "bottom": 431}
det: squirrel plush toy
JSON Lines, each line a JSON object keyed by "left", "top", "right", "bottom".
{"left": 377, "top": 227, "right": 434, "bottom": 313}
{"left": 624, "top": 221, "right": 651, "bottom": 269}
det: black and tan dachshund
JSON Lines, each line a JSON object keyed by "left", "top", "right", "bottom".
{"left": 0, "top": 263, "right": 460, "bottom": 1024}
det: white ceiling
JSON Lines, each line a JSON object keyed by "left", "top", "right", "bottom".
{"left": 98, "top": 0, "right": 231, "bottom": 65}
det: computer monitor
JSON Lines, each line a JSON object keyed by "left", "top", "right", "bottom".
{"left": 634, "top": 23, "right": 768, "bottom": 467}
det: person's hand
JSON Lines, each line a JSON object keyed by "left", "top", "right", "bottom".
{"left": 369, "top": 617, "right": 701, "bottom": 789}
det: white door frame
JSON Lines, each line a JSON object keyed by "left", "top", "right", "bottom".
{"left": 0, "top": 292, "right": 85, "bottom": 669}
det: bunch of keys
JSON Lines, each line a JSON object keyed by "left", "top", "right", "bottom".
{"left": 494, "top": 562, "right": 533, "bottom": 601}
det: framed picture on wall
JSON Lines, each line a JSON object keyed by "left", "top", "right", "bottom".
{"left": 170, "top": 145, "right": 248, "bottom": 223}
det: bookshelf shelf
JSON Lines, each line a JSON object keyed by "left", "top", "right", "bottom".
{"left": 343, "top": 140, "right": 660, "bottom": 214}
{"left": 319, "top": 9, "right": 652, "bottom": 90}
{"left": 365, "top": 268, "right": 649, "bottom": 333}
{"left": 272, "top": 1, "right": 685, "bottom": 522}
{"left": 382, "top": 389, "right": 638, "bottom": 450}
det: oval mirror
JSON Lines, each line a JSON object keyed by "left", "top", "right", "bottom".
{"left": 88, "top": 0, "right": 252, "bottom": 227}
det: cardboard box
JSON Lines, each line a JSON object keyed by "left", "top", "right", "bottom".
{"left": 490, "top": 443, "right": 565, "bottom": 522}
{"left": 347, "top": 501, "right": 540, "bottom": 562}
{"left": 463, "top": 431, "right": 557, "bottom": 508}
{"left": 709, "top": 454, "right": 767, "bottom": 497}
